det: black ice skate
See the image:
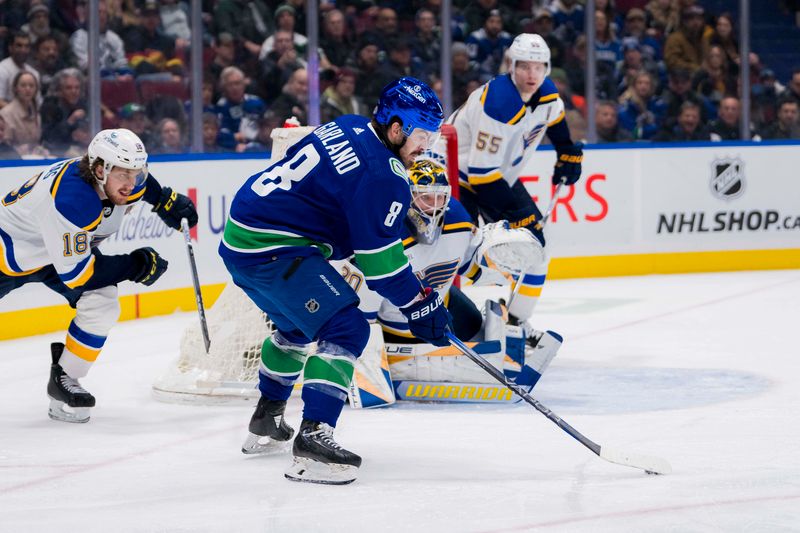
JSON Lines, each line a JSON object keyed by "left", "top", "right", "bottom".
{"left": 285, "top": 419, "right": 362, "bottom": 485}
{"left": 241, "top": 397, "right": 294, "bottom": 455}
{"left": 47, "top": 342, "right": 95, "bottom": 423}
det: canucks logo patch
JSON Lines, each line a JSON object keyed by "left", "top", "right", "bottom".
{"left": 389, "top": 157, "right": 407, "bottom": 181}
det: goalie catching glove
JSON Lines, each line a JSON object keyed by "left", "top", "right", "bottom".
{"left": 152, "top": 187, "right": 198, "bottom": 230}
{"left": 477, "top": 221, "right": 547, "bottom": 277}
{"left": 553, "top": 142, "right": 583, "bottom": 185}
{"left": 401, "top": 287, "right": 452, "bottom": 346}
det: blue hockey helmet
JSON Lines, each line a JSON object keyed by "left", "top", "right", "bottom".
{"left": 374, "top": 77, "right": 444, "bottom": 141}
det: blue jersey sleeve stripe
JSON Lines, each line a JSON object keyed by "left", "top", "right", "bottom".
{"left": 67, "top": 321, "right": 107, "bottom": 349}
{"left": 83, "top": 211, "right": 103, "bottom": 231}
{"left": 522, "top": 273, "right": 546, "bottom": 285}
{"left": 48, "top": 159, "right": 75, "bottom": 198}
{"left": 125, "top": 185, "right": 147, "bottom": 204}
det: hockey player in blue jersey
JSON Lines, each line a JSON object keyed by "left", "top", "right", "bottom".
{"left": 447, "top": 33, "right": 583, "bottom": 335}
{"left": 0, "top": 128, "right": 198, "bottom": 422}
{"left": 219, "top": 77, "right": 451, "bottom": 485}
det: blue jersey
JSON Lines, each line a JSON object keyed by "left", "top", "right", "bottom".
{"left": 220, "top": 115, "right": 422, "bottom": 308}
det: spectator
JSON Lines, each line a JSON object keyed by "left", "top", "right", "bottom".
{"left": 595, "top": 10, "right": 622, "bottom": 76}
{"left": 411, "top": 8, "right": 441, "bottom": 76}
{"left": 201, "top": 112, "right": 224, "bottom": 152}
{"left": 259, "top": 29, "right": 306, "bottom": 103}
{"left": 760, "top": 98, "right": 800, "bottom": 140}
{"left": 0, "top": 1, "right": 27, "bottom": 57}
{"left": 0, "top": 32, "right": 40, "bottom": 109}
{"left": 320, "top": 68, "right": 367, "bottom": 123}
{"left": 259, "top": 4, "right": 308, "bottom": 60}
{"left": 379, "top": 37, "right": 428, "bottom": 82}
{"left": 159, "top": 0, "right": 191, "bottom": 48}
{"left": 214, "top": 0, "right": 273, "bottom": 59}
{"left": 106, "top": 0, "right": 140, "bottom": 37}
{"left": 703, "top": 12, "right": 739, "bottom": 76}
{"left": 618, "top": 70, "right": 665, "bottom": 140}
{"left": 657, "top": 68, "right": 715, "bottom": 133}
{"left": 21, "top": 4, "right": 67, "bottom": 49}
{"left": 0, "top": 116, "right": 22, "bottom": 159}
{"left": 451, "top": 42, "right": 481, "bottom": 108}
{"left": 118, "top": 102, "right": 153, "bottom": 148}
{"left": 645, "top": 0, "right": 681, "bottom": 36}
{"left": 549, "top": 67, "right": 588, "bottom": 142}
{"left": 551, "top": 0, "right": 585, "bottom": 43}
{"left": 319, "top": 9, "right": 353, "bottom": 68}
{"left": 566, "top": 35, "right": 617, "bottom": 100}
{"left": 69, "top": 1, "right": 129, "bottom": 76}
{"left": 692, "top": 44, "right": 736, "bottom": 107}
{"left": 783, "top": 68, "right": 800, "bottom": 103}
{"left": 526, "top": 8, "right": 566, "bottom": 69}
{"left": 463, "top": 0, "right": 517, "bottom": 36}
{"left": 151, "top": 117, "right": 186, "bottom": 154}
{"left": 124, "top": 1, "right": 176, "bottom": 68}
{"left": 242, "top": 109, "right": 283, "bottom": 153}
{"left": 708, "top": 95, "right": 754, "bottom": 141}
{"left": 208, "top": 32, "right": 238, "bottom": 82}
{"left": 621, "top": 7, "right": 661, "bottom": 62}
{"left": 216, "top": 66, "right": 266, "bottom": 150}
{"left": 361, "top": 7, "right": 400, "bottom": 52}
{"left": 653, "top": 100, "right": 710, "bottom": 141}
{"left": 596, "top": 0, "right": 623, "bottom": 35}
{"left": 269, "top": 67, "right": 309, "bottom": 125}
{"left": 596, "top": 100, "right": 633, "bottom": 142}
{"left": 465, "top": 9, "right": 513, "bottom": 77}
{"left": 616, "top": 40, "right": 661, "bottom": 95}
{"left": 0, "top": 71, "right": 45, "bottom": 156}
{"left": 40, "top": 68, "right": 88, "bottom": 156}
{"left": 31, "top": 35, "right": 68, "bottom": 96}
{"left": 351, "top": 39, "right": 390, "bottom": 112}
{"left": 663, "top": 5, "right": 705, "bottom": 75}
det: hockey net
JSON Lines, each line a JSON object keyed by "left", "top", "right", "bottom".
{"left": 152, "top": 123, "right": 459, "bottom": 404}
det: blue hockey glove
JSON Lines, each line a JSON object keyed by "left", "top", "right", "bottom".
{"left": 553, "top": 142, "right": 583, "bottom": 185}
{"left": 401, "top": 287, "right": 452, "bottom": 346}
{"left": 130, "top": 247, "right": 168, "bottom": 286}
{"left": 152, "top": 187, "right": 198, "bottom": 230}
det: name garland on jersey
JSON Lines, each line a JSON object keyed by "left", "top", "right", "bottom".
{"left": 314, "top": 122, "right": 361, "bottom": 174}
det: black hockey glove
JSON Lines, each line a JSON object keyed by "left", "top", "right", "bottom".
{"left": 507, "top": 205, "right": 545, "bottom": 247}
{"left": 152, "top": 187, "right": 198, "bottom": 230}
{"left": 130, "top": 247, "right": 168, "bottom": 286}
{"left": 553, "top": 142, "right": 583, "bottom": 186}
{"left": 401, "top": 287, "right": 452, "bottom": 347}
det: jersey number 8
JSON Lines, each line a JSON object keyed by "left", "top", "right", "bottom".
{"left": 251, "top": 144, "right": 321, "bottom": 197}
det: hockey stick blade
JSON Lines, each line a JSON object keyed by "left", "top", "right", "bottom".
{"left": 446, "top": 331, "right": 671, "bottom": 475}
{"left": 181, "top": 218, "right": 211, "bottom": 353}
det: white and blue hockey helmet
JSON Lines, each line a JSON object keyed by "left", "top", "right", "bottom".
{"left": 88, "top": 128, "right": 149, "bottom": 186}
{"left": 374, "top": 77, "right": 444, "bottom": 151}
{"left": 508, "top": 33, "right": 551, "bottom": 77}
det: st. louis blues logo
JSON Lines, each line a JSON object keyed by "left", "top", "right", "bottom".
{"left": 523, "top": 123, "right": 546, "bottom": 149}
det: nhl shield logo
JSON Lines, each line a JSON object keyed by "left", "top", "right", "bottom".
{"left": 305, "top": 298, "right": 320, "bottom": 313}
{"left": 710, "top": 158, "right": 745, "bottom": 200}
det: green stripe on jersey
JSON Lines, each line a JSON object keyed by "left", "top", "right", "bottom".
{"left": 303, "top": 353, "right": 355, "bottom": 392}
{"left": 260, "top": 337, "right": 307, "bottom": 376}
{"left": 222, "top": 218, "right": 332, "bottom": 258}
{"left": 354, "top": 241, "right": 408, "bottom": 280}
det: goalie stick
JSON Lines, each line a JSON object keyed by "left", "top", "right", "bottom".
{"left": 506, "top": 181, "right": 564, "bottom": 310}
{"left": 446, "top": 331, "right": 672, "bottom": 475}
{"left": 181, "top": 218, "right": 211, "bottom": 353}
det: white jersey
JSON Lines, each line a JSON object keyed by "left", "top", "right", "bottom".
{"left": 347, "top": 199, "right": 490, "bottom": 339}
{"left": 447, "top": 74, "right": 565, "bottom": 188}
{"left": 0, "top": 157, "right": 147, "bottom": 289}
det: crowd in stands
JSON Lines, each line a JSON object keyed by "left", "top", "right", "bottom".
{"left": 0, "top": 0, "right": 799, "bottom": 160}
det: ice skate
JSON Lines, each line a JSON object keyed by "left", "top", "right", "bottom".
{"left": 47, "top": 342, "right": 95, "bottom": 423}
{"left": 241, "top": 397, "right": 294, "bottom": 455}
{"left": 285, "top": 419, "right": 361, "bottom": 485}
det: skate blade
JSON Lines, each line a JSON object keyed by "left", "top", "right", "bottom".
{"left": 241, "top": 432, "right": 292, "bottom": 455}
{"left": 48, "top": 399, "right": 90, "bottom": 423}
{"left": 284, "top": 456, "right": 358, "bottom": 485}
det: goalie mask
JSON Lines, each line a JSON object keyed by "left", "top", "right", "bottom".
{"left": 407, "top": 159, "right": 451, "bottom": 244}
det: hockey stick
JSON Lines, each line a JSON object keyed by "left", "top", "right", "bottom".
{"left": 446, "top": 331, "right": 672, "bottom": 475}
{"left": 506, "top": 182, "right": 564, "bottom": 310}
{"left": 181, "top": 218, "right": 211, "bottom": 353}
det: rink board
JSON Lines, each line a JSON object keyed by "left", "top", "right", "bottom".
{"left": 1, "top": 142, "right": 798, "bottom": 339}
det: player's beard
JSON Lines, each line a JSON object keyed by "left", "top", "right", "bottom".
{"left": 102, "top": 182, "right": 132, "bottom": 206}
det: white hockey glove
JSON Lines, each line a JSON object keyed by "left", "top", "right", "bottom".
{"left": 477, "top": 221, "right": 547, "bottom": 277}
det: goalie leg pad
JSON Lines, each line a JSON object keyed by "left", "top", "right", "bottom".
{"left": 349, "top": 323, "right": 395, "bottom": 409}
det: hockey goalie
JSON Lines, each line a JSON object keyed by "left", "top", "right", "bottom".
{"left": 347, "top": 159, "right": 562, "bottom": 408}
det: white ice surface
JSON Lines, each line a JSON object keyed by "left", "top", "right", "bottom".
{"left": 1, "top": 270, "right": 799, "bottom": 532}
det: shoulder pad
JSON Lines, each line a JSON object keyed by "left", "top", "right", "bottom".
{"left": 481, "top": 74, "right": 526, "bottom": 125}
{"left": 537, "top": 78, "right": 560, "bottom": 104}
{"left": 442, "top": 198, "right": 475, "bottom": 228}
{"left": 50, "top": 161, "right": 103, "bottom": 231}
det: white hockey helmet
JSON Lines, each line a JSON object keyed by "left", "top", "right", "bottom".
{"left": 88, "top": 128, "right": 148, "bottom": 185}
{"left": 508, "top": 33, "right": 551, "bottom": 77}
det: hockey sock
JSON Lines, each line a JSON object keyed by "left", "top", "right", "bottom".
{"left": 258, "top": 335, "right": 309, "bottom": 401}
{"left": 301, "top": 350, "right": 356, "bottom": 426}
